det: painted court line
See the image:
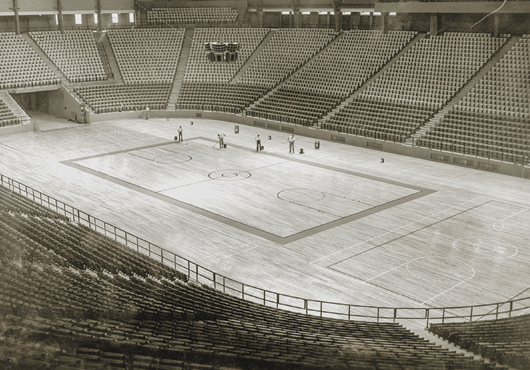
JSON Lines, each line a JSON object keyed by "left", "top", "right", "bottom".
{"left": 310, "top": 196, "right": 485, "bottom": 265}
{"left": 61, "top": 138, "right": 435, "bottom": 245}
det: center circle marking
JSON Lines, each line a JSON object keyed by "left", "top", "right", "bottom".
{"left": 208, "top": 170, "right": 251, "bottom": 181}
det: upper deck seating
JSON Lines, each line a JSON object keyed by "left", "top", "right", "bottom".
{"left": 417, "top": 34, "right": 529, "bottom": 162}
{"left": 29, "top": 30, "right": 107, "bottom": 83}
{"left": 245, "top": 30, "right": 417, "bottom": 125}
{"left": 323, "top": 33, "right": 508, "bottom": 142}
{"left": 430, "top": 314, "right": 530, "bottom": 370}
{"left": 108, "top": 28, "right": 186, "bottom": 84}
{"left": 0, "top": 181, "right": 504, "bottom": 370}
{"left": 183, "top": 28, "right": 269, "bottom": 83}
{"left": 148, "top": 7, "right": 238, "bottom": 24}
{"left": 0, "top": 33, "right": 59, "bottom": 89}
{"left": 237, "top": 28, "right": 337, "bottom": 88}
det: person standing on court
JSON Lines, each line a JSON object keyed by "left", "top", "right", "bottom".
{"left": 255, "top": 134, "right": 262, "bottom": 152}
{"left": 145, "top": 106, "right": 150, "bottom": 120}
{"left": 218, "top": 133, "right": 225, "bottom": 148}
{"left": 288, "top": 134, "right": 296, "bottom": 153}
{"left": 177, "top": 126, "right": 183, "bottom": 142}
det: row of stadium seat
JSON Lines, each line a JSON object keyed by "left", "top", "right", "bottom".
{"left": 324, "top": 33, "right": 508, "bottom": 142}
{"left": 29, "top": 30, "right": 107, "bottom": 83}
{"left": 0, "top": 33, "right": 59, "bottom": 89}
{"left": 0, "top": 184, "right": 506, "bottom": 370}
{"left": 183, "top": 28, "right": 270, "bottom": 83}
{"left": 147, "top": 7, "right": 238, "bottom": 24}
{"left": 418, "top": 34, "right": 529, "bottom": 161}
{"left": 74, "top": 84, "right": 172, "bottom": 113}
{"left": 430, "top": 314, "right": 530, "bottom": 370}
{"left": 245, "top": 30, "right": 417, "bottom": 125}
{"left": 108, "top": 28, "right": 186, "bottom": 84}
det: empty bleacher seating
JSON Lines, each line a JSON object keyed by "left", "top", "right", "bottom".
{"left": 0, "top": 32, "right": 59, "bottom": 89}
{"left": 430, "top": 314, "right": 530, "bottom": 370}
{"left": 0, "top": 180, "right": 504, "bottom": 370}
{"left": 183, "top": 28, "right": 270, "bottom": 83}
{"left": 323, "top": 33, "right": 508, "bottom": 142}
{"left": 417, "top": 34, "right": 529, "bottom": 162}
{"left": 148, "top": 7, "right": 239, "bottom": 24}
{"left": 246, "top": 30, "right": 417, "bottom": 126}
{"left": 237, "top": 28, "right": 338, "bottom": 88}
{"left": 74, "top": 84, "right": 172, "bottom": 113}
{"left": 29, "top": 30, "right": 107, "bottom": 83}
{"left": 108, "top": 28, "right": 186, "bottom": 84}
{"left": 0, "top": 91, "right": 30, "bottom": 128}
{"left": 176, "top": 83, "right": 268, "bottom": 113}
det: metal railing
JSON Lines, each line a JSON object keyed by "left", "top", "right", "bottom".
{"left": 1, "top": 172, "right": 529, "bottom": 327}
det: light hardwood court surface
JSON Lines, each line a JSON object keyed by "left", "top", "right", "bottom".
{"left": 1, "top": 116, "right": 530, "bottom": 314}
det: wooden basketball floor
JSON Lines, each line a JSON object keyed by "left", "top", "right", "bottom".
{"left": 1, "top": 115, "right": 530, "bottom": 315}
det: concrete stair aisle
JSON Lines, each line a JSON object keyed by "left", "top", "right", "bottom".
{"left": 399, "top": 320, "right": 514, "bottom": 370}
{"left": 229, "top": 29, "right": 276, "bottom": 83}
{"left": 97, "top": 32, "right": 124, "bottom": 84}
{"left": 0, "top": 91, "right": 31, "bottom": 124}
{"left": 167, "top": 28, "right": 194, "bottom": 111}
{"left": 21, "top": 34, "right": 70, "bottom": 87}
{"left": 319, "top": 33, "right": 426, "bottom": 127}
{"left": 406, "top": 36, "right": 519, "bottom": 146}
{"left": 244, "top": 32, "right": 347, "bottom": 115}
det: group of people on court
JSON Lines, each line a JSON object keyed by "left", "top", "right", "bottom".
{"left": 175, "top": 123, "right": 296, "bottom": 152}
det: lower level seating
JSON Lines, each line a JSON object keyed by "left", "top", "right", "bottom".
{"left": 246, "top": 87, "right": 343, "bottom": 126}
{"left": 74, "top": 84, "right": 172, "bottom": 113}
{"left": 430, "top": 315, "right": 530, "bottom": 370}
{"left": 176, "top": 83, "right": 268, "bottom": 114}
{"left": 0, "top": 180, "right": 505, "bottom": 370}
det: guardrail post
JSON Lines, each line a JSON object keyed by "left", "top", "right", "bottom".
{"left": 242, "top": 284, "right": 245, "bottom": 299}
{"left": 470, "top": 306, "right": 474, "bottom": 322}
{"left": 276, "top": 293, "right": 279, "bottom": 309}
{"left": 160, "top": 249, "right": 163, "bottom": 263}
{"left": 263, "top": 290, "right": 266, "bottom": 305}
{"left": 320, "top": 301, "right": 323, "bottom": 317}
{"left": 496, "top": 303, "right": 499, "bottom": 319}
{"left": 442, "top": 309, "right": 445, "bottom": 324}
{"left": 393, "top": 308, "right": 397, "bottom": 323}
{"left": 223, "top": 276, "right": 226, "bottom": 293}
{"left": 348, "top": 306, "right": 351, "bottom": 321}
{"left": 213, "top": 273, "right": 216, "bottom": 289}
{"left": 425, "top": 308, "right": 429, "bottom": 328}
{"left": 509, "top": 301, "right": 513, "bottom": 317}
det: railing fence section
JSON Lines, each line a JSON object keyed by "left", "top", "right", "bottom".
{"left": 1, "top": 173, "right": 529, "bottom": 327}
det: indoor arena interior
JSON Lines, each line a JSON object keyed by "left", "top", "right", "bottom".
{"left": 0, "top": 0, "right": 530, "bottom": 369}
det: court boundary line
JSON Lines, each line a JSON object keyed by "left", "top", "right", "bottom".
{"left": 61, "top": 138, "right": 436, "bottom": 245}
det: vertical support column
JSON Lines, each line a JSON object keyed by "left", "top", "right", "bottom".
{"left": 293, "top": 9, "right": 300, "bottom": 28}
{"left": 430, "top": 13, "right": 438, "bottom": 36}
{"left": 351, "top": 12, "right": 360, "bottom": 30}
{"left": 381, "top": 12, "right": 389, "bottom": 34}
{"left": 334, "top": 9, "right": 342, "bottom": 32}
{"left": 493, "top": 13, "right": 499, "bottom": 37}
{"left": 11, "top": 0, "right": 20, "bottom": 35}
{"left": 369, "top": 12, "right": 374, "bottom": 30}
{"left": 56, "top": 0, "right": 63, "bottom": 32}
{"left": 96, "top": 0, "right": 103, "bottom": 33}
{"left": 326, "top": 12, "right": 331, "bottom": 29}
{"left": 257, "top": 8, "right": 264, "bottom": 28}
